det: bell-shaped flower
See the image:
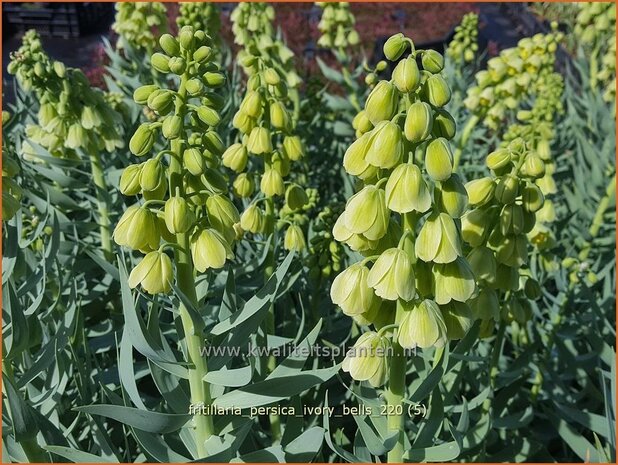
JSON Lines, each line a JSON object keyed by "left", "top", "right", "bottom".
{"left": 385, "top": 163, "right": 431, "bottom": 214}
{"left": 416, "top": 211, "right": 462, "bottom": 263}
{"left": 343, "top": 131, "right": 378, "bottom": 180}
{"left": 342, "top": 332, "right": 390, "bottom": 387}
{"left": 398, "top": 299, "right": 448, "bottom": 349}
{"left": 365, "top": 121, "right": 404, "bottom": 169}
{"left": 129, "top": 251, "right": 173, "bottom": 295}
{"left": 330, "top": 262, "right": 377, "bottom": 316}
{"left": 190, "top": 228, "right": 234, "bottom": 272}
{"left": 433, "top": 257, "right": 476, "bottom": 304}
{"left": 441, "top": 301, "right": 474, "bottom": 340}
{"left": 367, "top": 248, "right": 416, "bottom": 301}
{"left": 343, "top": 185, "right": 389, "bottom": 241}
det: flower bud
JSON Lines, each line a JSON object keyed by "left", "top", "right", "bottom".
{"left": 404, "top": 101, "right": 433, "bottom": 143}
{"left": 283, "top": 135, "right": 304, "bottom": 161}
{"left": 128, "top": 251, "right": 173, "bottom": 295}
{"left": 130, "top": 124, "right": 156, "bottom": 156}
{"left": 385, "top": 163, "right": 431, "bottom": 214}
{"left": 393, "top": 56, "right": 420, "bottom": 93}
{"left": 522, "top": 184, "right": 544, "bottom": 212}
{"left": 342, "top": 332, "right": 390, "bottom": 387}
{"left": 432, "top": 109, "right": 456, "bottom": 139}
{"left": 113, "top": 205, "right": 160, "bottom": 251}
{"left": 524, "top": 278, "right": 542, "bottom": 300}
{"left": 269, "top": 101, "right": 290, "bottom": 130}
{"left": 331, "top": 262, "right": 377, "bottom": 316}
{"left": 398, "top": 299, "right": 447, "bottom": 349}
{"left": 342, "top": 132, "right": 378, "bottom": 180}
{"left": 139, "top": 159, "right": 164, "bottom": 192}
{"left": 159, "top": 34, "right": 180, "bottom": 56}
{"left": 425, "top": 137, "right": 453, "bottom": 181}
{"left": 197, "top": 106, "right": 221, "bottom": 126}
{"left": 494, "top": 174, "right": 519, "bottom": 204}
{"left": 193, "top": 45, "right": 212, "bottom": 63}
{"left": 221, "top": 143, "right": 248, "bottom": 173}
{"left": 241, "top": 91, "right": 262, "bottom": 118}
{"left": 433, "top": 257, "right": 476, "bottom": 304}
{"left": 271, "top": 151, "right": 290, "bottom": 177}
{"left": 383, "top": 33, "right": 408, "bottom": 61}
{"left": 365, "top": 121, "right": 404, "bottom": 169}
{"left": 500, "top": 204, "right": 524, "bottom": 235}
{"left": 191, "top": 228, "right": 233, "bottom": 272}
{"left": 185, "top": 78, "right": 203, "bottom": 96}
{"left": 53, "top": 61, "right": 66, "bottom": 78}
{"left": 203, "top": 72, "right": 225, "bottom": 87}
{"left": 179, "top": 26, "right": 195, "bottom": 50}
{"left": 164, "top": 196, "right": 195, "bottom": 234}
{"left": 260, "top": 169, "right": 284, "bottom": 197}
{"left": 466, "top": 177, "right": 495, "bottom": 206}
{"left": 352, "top": 110, "right": 373, "bottom": 134}
{"left": 247, "top": 127, "right": 272, "bottom": 154}
{"left": 442, "top": 301, "right": 474, "bottom": 340}
{"left": 285, "top": 184, "right": 309, "bottom": 211}
{"left": 151, "top": 53, "right": 171, "bottom": 73}
{"left": 364, "top": 81, "right": 399, "bottom": 125}
{"left": 120, "top": 164, "right": 143, "bottom": 196}
{"left": 536, "top": 139, "right": 551, "bottom": 161}
{"left": 367, "top": 247, "right": 415, "bottom": 301}
{"left": 486, "top": 148, "right": 511, "bottom": 171}
{"left": 234, "top": 173, "right": 255, "bottom": 198}
{"left": 264, "top": 68, "right": 281, "bottom": 85}
{"left": 436, "top": 174, "right": 468, "bottom": 218}
{"left": 416, "top": 211, "right": 462, "bottom": 263}
{"left": 284, "top": 224, "right": 306, "bottom": 251}
{"left": 162, "top": 115, "right": 182, "bottom": 139}
{"left": 343, "top": 185, "right": 389, "bottom": 240}
{"left": 207, "top": 194, "right": 240, "bottom": 242}
{"left": 148, "top": 90, "right": 174, "bottom": 116}
{"left": 183, "top": 147, "right": 205, "bottom": 175}
{"left": 421, "top": 49, "right": 445, "bottom": 73}
{"left": 521, "top": 154, "right": 545, "bottom": 178}
{"left": 240, "top": 203, "right": 264, "bottom": 233}
{"left": 424, "top": 74, "right": 451, "bottom": 107}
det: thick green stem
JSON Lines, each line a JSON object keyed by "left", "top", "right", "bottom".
{"left": 579, "top": 172, "right": 616, "bottom": 261}
{"left": 453, "top": 115, "right": 479, "bottom": 172}
{"left": 88, "top": 149, "right": 113, "bottom": 262}
{"left": 168, "top": 75, "right": 214, "bottom": 456}
{"left": 386, "top": 304, "right": 406, "bottom": 463}
{"left": 385, "top": 212, "right": 415, "bottom": 462}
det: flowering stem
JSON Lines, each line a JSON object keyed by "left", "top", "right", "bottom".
{"left": 170, "top": 77, "right": 214, "bottom": 457}
{"left": 386, "top": 303, "right": 406, "bottom": 463}
{"left": 88, "top": 148, "right": 113, "bottom": 262}
{"left": 579, "top": 172, "right": 616, "bottom": 261}
{"left": 453, "top": 114, "right": 479, "bottom": 172}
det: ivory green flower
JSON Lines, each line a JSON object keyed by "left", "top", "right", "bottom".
{"left": 190, "top": 228, "right": 234, "bottom": 272}
{"left": 398, "top": 299, "right": 448, "bottom": 349}
{"left": 433, "top": 257, "right": 476, "bottom": 304}
{"left": 367, "top": 248, "right": 415, "bottom": 301}
{"left": 342, "top": 332, "right": 390, "bottom": 387}
{"left": 384, "top": 163, "right": 431, "bottom": 214}
{"left": 343, "top": 185, "right": 389, "bottom": 240}
{"left": 129, "top": 251, "right": 173, "bottom": 295}
{"left": 331, "top": 262, "right": 377, "bottom": 316}
{"left": 416, "top": 212, "right": 462, "bottom": 263}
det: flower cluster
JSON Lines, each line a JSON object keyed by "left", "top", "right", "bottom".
{"left": 177, "top": 3, "right": 221, "bottom": 51}
{"left": 464, "top": 30, "right": 562, "bottom": 130}
{"left": 113, "top": 2, "right": 168, "bottom": 52}
{"left": 332, "top": 33, "right": 478, "bottom": 385}
{"left": 463, "top": 138, "right": 545, "bottom": 334}
{"left": 446, "top": 12, "right": 479, "bottom": 65}
{"left": 316, "top": 2, "right": 360, "bottom": 51}
{"left": 8, "top": 30, "right": 124, "bottom": 160}
{"left": 502, "top": 72, "right": 564, "bottom": 251}
{"left": 116, "top": 26, "right": 237, "bottom": 294}
{"left": 2, "top": 111, "right": 22, "bottom": 221}
{"left": 574, "top": 2, "right": 616, "bottom": 102}
{"left": 227, "top": 2, "right": 308, "bottom": 251}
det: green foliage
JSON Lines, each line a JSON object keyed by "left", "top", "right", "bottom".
{"left": 2, "top": 4, "right": 615, "bottom": 463}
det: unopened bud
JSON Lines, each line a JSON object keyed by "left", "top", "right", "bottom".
{"left": 404, "top": 101, "right": 433, "bottom": 143}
